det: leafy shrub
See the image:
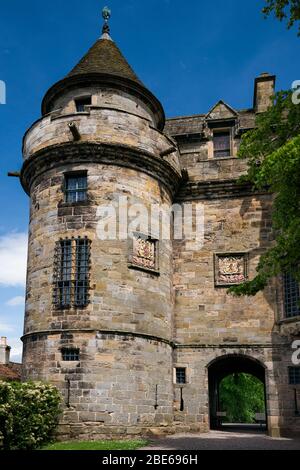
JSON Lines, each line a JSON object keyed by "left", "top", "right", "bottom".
{"left": 0, "top": 381, "right": 61, "bottom": 450}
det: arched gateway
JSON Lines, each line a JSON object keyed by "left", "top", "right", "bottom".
{"left": 207, "top": 355, "right": 267, "bottom": 431}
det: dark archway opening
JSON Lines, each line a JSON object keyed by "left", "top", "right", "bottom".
{"left": 208, "top": 355, "right": 267, "bottom": 432}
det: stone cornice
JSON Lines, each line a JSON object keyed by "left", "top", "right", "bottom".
{"left": 21, "top": 328, "right": 285, "bottom": 350}
{"left": 20, "top": 141, "right": 182, "bottom": 198}
{"left": 176, "top": 178, "right": 269, "bottom": 201}
{"left": 174, "top": 343, "right": 279, "bottom": 349}
{"left": 21, "top": 329, "right": 173, "bottom": 347}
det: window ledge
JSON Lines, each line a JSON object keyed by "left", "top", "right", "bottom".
{"left": 278, "top": 315, "right": 300, "bottom": 325}
{"left": 212, "top": 156, "right": 235, "bottom": 160}
{"left": 60, "top": 360, "right": 80, "bottom": 364}
{"left": 59, "top": 361, "right": 80, "bottom": 368}
{"left": 53, "top": 305, "right": 90, "bottom": 312}
{"left": 128, "top": 263, "right": 160, "bottom": 276}
{"left": 58, "top": 200, "right": 91, "bottom": 208}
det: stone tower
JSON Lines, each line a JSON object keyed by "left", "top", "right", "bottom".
{"left": 21, "top": 11, "right": 181, "bottom": 438}
{"left": 20, "top": 9, "right": 300, "bottom": 439}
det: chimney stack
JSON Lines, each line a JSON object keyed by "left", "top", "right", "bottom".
{"left": 254, "top": 72, "right": 276, "bottom": 113}
{"left": 0, "top": 337, "right": 10, "bottom": 365}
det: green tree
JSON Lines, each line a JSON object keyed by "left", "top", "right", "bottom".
{"left": 219, "top": 373, "right": 265, "bottom": 423}
{"left": 263, "top": 0, "right": 300, "bottom": 35}
{"left": 229, "top": 90, "right": 300, "bottom": 296}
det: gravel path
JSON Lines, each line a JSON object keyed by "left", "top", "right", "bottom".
{"left": 141, "top": 430, "right": 300, "bottom": 450}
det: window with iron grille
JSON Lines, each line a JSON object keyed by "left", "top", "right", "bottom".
{"left": 289, "top": 367, "right": 300, "bottom": 385}
{"left": 65, "top": 173, "right": 87, "bottom": 203}
{"left": 176, "top": 368, "right": 186, "bottom": 384}
{"left": 61, "top": 348, "right": 80, "bottom": 361}
{"left": 75, "top": 96, "right": 91, "bottom": 112}
{"left": 284, "top": 272, "right": 300, "bottom": 318}
{"left": 54, "top": 237, "right": 90, "bottom": 309}
{"left": 213, "top": 131, "right": 231, "bottom": 158}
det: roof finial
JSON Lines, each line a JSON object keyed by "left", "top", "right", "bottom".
{"left": 101, "top": 6, "right": 112, "bottom": 40}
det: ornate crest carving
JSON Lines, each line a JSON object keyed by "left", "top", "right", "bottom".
{"left": 131, "top": 234, "right": 157, "bottom": 271}
{"left": 215, "top": 253, "right": 248, "bottom": 286}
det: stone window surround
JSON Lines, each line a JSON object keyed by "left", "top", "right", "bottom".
{"left": 283, "top": 273, "right": 300, "bottom": 319}
{"left": 58, "top": 170, "right": 91, "bottom": 212}
{"left": 173, "top": 366, "right": 189, "bottom": 386}
{"left": 276, "top": 274, "right": 300, "bottom": 324}
{"left": 212, "top": 128, "right": 232, "bottom": 159}
{"left": 174, "top": 367, "right": 187, "bottom": 385}
{"left": 128, "top": 232, "right": 160, "bottom": 275}
{"left": 74, "top": 95, "right": 92, "bottom": 113}
{"left": 63, "top": 171, "right": 88, "bottom": 204}
{"left": 214, "top": 252, "right": 249, "bottom": 288}
{"left": 288, "top": 367, "right": 300, "bottom": 388}
{"left": 53, "top": 236, "right": 91, "bottom": 310}
{"left": 206, "top": 119, "right": 237, "bottom": 159}
{"left": 60, "top": 347, "right": 80, "bottom": 362}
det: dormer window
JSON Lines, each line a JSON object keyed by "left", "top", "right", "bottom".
{"left": 213, "top": 130, "right": 231, "bottom": 158}
{"left": 75, "top": 96, "right": 91, "bottom": 112}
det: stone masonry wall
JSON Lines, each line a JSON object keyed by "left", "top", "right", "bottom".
{"left": 22, "top": 332, "right": 174, "bottom": 439}
{"left": 22, "top": 160, "right": 176, "bottom": 435}
{"left": 21, "top": 67, "right": 300, "bottom": 438}
{"left": 173, "top": 194, "right": 276, "bottom": 345}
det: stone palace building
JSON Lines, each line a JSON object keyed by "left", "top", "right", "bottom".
{"left": 19, "top": 11, "right": 300, "bottom": 439}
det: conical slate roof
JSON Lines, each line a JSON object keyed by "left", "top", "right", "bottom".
{"left": 67, "top": 37, "right": 144, "bottom": 87}
{"left": 41, "top": 22, "right": 165, "bottom": 129}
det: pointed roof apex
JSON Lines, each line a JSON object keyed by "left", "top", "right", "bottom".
{"left": 101, "top": 6, "right": 113, "bottom": 40}
{"left": 66, "top": 38, "right": 144, "bottom": 86}
{"left": 41, "top": 6, "right": 165, "bottom": 129}
{"left": 66, "top": 6, "right": 143, "bottom": 86}
{"left": 205, "top": 100, "right": 237, "bottom": 121}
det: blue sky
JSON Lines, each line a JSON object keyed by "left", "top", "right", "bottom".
{"left": 0, "top": 0, "right": 299, "bottom": 361}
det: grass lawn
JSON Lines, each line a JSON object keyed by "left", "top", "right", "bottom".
{"left": 42, "top": 439, "right": 148, "bottom": 450}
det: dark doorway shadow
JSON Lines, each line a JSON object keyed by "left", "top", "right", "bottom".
{"left": 208, "top": 354, "right": 267, "bottom": 432}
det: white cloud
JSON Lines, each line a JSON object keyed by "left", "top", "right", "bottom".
{"left": 0, "top": 322, "right": 15, "bottom": 332}
{"left": 0, "top": 233, "right": 28, "bottom": 287}
{"left": 7, "top": 337, "right": 23, "bottom": 363}
{"left": 6, "top": 296, "right": 25, "bottom": 307}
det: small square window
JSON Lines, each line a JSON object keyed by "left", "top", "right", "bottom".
{"left": 65, "top": 173, "right": 87, "bottom": 203}
{"left": 176, "top": 368, "right": 186, "bottom": 384}
{"left": 75, "top": 96, "right": 91, "bottom": 112}
{"left": 213, "top": 131, "right": 231, "bottom": 158}
{"left": 61, "top": 348, "right": 80, "bottom": 361}
{"left": 289, "top": 367, "right": 300, "bottom": 385}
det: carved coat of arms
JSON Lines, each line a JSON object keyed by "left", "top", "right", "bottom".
{"left": 215, "top": 254, "right": 248, "bottom": 286}
{"left": 132, "top": 235, "right": 156, "bottom": 270}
